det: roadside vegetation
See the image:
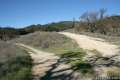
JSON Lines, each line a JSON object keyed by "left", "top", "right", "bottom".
{"left": 74, "top": 9, "right": 120, "bottom": 36}
{"left": 0, "top": 41, "right": 32, "bottom": 80}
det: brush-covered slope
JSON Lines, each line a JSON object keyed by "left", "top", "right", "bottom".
{"left": 11, "top": 31, "right": 79, "bottom": 54}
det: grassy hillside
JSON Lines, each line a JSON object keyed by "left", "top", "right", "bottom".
{"left": 25, "top": 21, "right": 74, "bottom": 32}
{"left": 0, "top": 41, "right": 32, "bottom": 80}
{"left": 11, "top": 31, "right": 79, "bottom": 54}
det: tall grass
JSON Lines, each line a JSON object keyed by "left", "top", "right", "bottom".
{"left": 0, "top": 41, "right": 32, "bottom": 80}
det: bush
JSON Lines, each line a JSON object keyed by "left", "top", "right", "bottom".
{"left": 0, "top": 27, "right": 19, "bottom": 41}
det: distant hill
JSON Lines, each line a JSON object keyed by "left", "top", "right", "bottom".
{"left": 0, "top": 21, "right": 74, "bottom": 41}
{"left": 0, "top": 15, "right": 120, "bottom": 41}
{"left": 25, "top": 21, "right": 74, "bottom": 32}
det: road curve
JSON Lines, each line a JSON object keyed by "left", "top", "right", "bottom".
{"left": 59, "top": 32, "right": 119, "bottom": 57}
{"left": 16, "top": 43, "right": 90, "bottom": 80}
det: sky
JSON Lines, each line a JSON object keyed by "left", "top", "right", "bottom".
{"left": 0, "top": 0, "right": 120, "bottom": 28}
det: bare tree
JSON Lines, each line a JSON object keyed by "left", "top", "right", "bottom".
{"left": 80, "top": 11, "right": 99, "bottom": 32}
{"left": 80, "top": 11, "right": 99, "bottom": 23}
{"left": 72, "top": 18, "right": 76, "bottom": 28}
{"left": 88, "top": 12, "right": 99, "bottom": 22}
{"left": 99, "top": 8, "right": 107, "bottom": 20}
{"left": 80, "top": 12, "right": 90, "bottom": 23}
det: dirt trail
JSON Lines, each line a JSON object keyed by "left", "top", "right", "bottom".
{"left": 59, "top": 32, "right": 119, "bottom": 57}
{"left": 15, "top": 32, "right": 119, "bottom": 80}
{"left": 16, "top": 43, "right": 89, "bottom": 80}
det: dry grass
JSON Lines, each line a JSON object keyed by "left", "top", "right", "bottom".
{"left": 0, "top": 41, "right": 32, "bottom": 80}
{"left": 11, "top": 31, "right": 79, "bottom": 54}
{"left": 0, "top": 41, "right": 27, "bottom": 62}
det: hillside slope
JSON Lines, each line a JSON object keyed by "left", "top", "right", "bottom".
{"left": 11, "top": 31, "right": 79, "bottom": 54}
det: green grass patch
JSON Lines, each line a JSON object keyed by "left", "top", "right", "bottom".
{"left": 60, "top": 49, "right": 94, "bottom": 75}
{"left": 71, "top": 61, "right": 93, "bottom": 74}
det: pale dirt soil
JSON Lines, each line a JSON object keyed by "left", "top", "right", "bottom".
{"left": 59, "top": 32, "right": 119, "bottom": 57}
{"left": 16, "top": 43, "right": 92, "bottom": 80}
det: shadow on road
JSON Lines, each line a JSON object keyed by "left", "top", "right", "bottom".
{"left": 39, "top": 59, "right": 79, "bottom": 80}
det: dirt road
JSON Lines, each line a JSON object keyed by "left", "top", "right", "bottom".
{"left": 16, "top": 43, "right": 89, "bottom": 80}
{"left": 15, "top": 32, "right": 119, "bottom": 80}
{"left": 59, "top": 32, "right": 119, "bottom": 57}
